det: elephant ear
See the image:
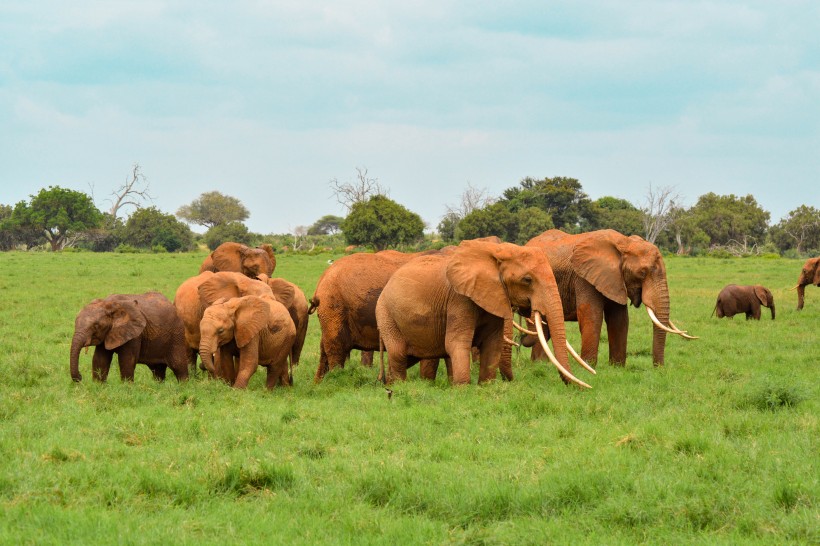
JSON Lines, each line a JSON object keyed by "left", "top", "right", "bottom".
{"left": 211, "top": 243, "right": 243, "bottom": 272}
{"left": 571, "top": 235, "right": 629, "bottom": 305}
{"left": 105, "top": 300, "right": 147, "bottom": 350}
{"left": 265, "top": 278, "right": 295, "bottom": 309}
{"left": 235, "top": 297, "right": 270, "bottom": 348}
{"left": 813, "top": 258, "right": 820, "bottom": 284}
{"left": 198, "top": 274, "right": 243, "bottom": 306}
{"left": 446, "top": 241, "right": 513, "bottom": 320}
{"left": 753, "top": 286, "right": 769, "bottom": 306}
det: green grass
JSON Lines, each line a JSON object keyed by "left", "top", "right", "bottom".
{"left": 0, "top": 251, "right": 817, "bottom": 544}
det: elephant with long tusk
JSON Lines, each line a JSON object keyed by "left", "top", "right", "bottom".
{"left": 523, "top": 229, "right": 696, "bottom": 367}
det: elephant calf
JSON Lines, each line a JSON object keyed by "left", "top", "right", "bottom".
{"left": 70, "top": 292, "right": 189, "bottom": 382}
{"left": 713, "top": 284, "right": 775, "bottom": 320}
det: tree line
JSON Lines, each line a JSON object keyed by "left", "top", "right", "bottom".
{"left": 0, "top": 166, "right": 817, "bottom": 257}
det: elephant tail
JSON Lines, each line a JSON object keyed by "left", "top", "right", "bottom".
{"left": 308, "top": 296, "right": 319, "bottom": 315}
{"left": 378, "top": 337, "right": 386, "bottom": 385}
{"left": 711, "top": 299, "right": 719, "bottom": 318}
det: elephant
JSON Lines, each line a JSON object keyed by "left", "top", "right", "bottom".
{"left": 70, "top": 292, "right": 188, "bottom": 382}
{"left": 713, "top": 284, "right": 775, "bottom": 320}
{"left": 200, "top": 242, "right": 276, "bottom": 278}
{"left": 376, "top": 240, "right": 590, "bottom": 387}
{"left": 174, "top": 271, "right": 274, "bottom": 375}
{"left": 524, "top": 229, "right": 694, "bottom": 367}
{"left": 199, "top": 295, "right": 296, "bottom": 389}
{"left": 308, "top": 249, "right": 434, "bottom": 382}
{"left": 256, "top": 274, "right": 310, "bottom": 367}
{"left": 794, "top": 257, "right": 820, "bottom": 310}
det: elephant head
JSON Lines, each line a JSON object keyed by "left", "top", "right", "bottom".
{"left": 571, "top": 230, "right": 691, "bottom": 365}
{"left": 446, "top": 240, "right": 587, "bottom": 387}
{"left": 70, "top": 296, "right": 147, "bottom": 382}
{"left": 198, "top": 271, "right": 273, "bottom": 307}
{"left": 754, "top": 285, "right": 776, "bottom": 319}
{"left": 207, "top": 242, "right": 276, "bottom": 278}
{"left": 795, "top": 257, "right": 820, "bottom": 310}
{"left": 255, "top": 274, "right": 295, "bottom": 310}
{"left": 198, "top": 296, "right": 271, "bottom": 378}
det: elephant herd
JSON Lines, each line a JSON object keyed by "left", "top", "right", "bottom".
{"left": 711, "top": 256, "right": 820, "bottom": 321}
{"left": 69, "top": 234, "right": 820, "bottom": 390}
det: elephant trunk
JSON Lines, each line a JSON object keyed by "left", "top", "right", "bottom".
{"left": 797, "top": 284, "right": 805, "bottom": 311}
{"left": 69, "top": 331, "right": 88, "bottom": 382}
{"left": 199, "top": 338, "right": 218, "bottom": 377}
{"left": 769, "top": 297, "right": 776, "bottom": 320}
{"left": 648, "top": 280, "right": 670, "bottom": 366}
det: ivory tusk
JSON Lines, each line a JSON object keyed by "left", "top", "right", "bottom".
{"left": 669, "top": 320, "right": 699, "bottom": 340}
{"left": 646, "top": 307, "right": 681, "bottom": 334}
{"left": 512, "top": 321, "right": 537, "bottom": 336}
{"left": 566, "top": 341, "right": 596, "bottom": 375}
{"left": 787, "top": 284, "right": 799, "bottom": 291}
{"left": 534, "top": 311, "right": 591, "bottom": 389}
{"left": 503, "top": 336, "right": 520, "bottom": 347}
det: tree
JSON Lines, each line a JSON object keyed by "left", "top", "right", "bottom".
{"left": 438, "top": 182, "right": 496, "bottom": 243}
{"left": 106, "top": 163, "right": 154, "bottom": 220}
{"left": 592, "top": 196, "right": 644, "bottom": 236}
{"left": 307, "top": 214, "right": 344, "bottom": 236}
{"left": 22, "top": 186, "right": 102, "bottom": 251}
{"left": 330, "top": 167, "right": 386, "bottom": 212}
{"left": 689, "top": 193, "right": 770, "bottom": 248}
{"left": 769, "top": 205, "right": 820, "bottom": 255}
{"left": 500, "top": 176, "right": 594, "bottom": 231}
{"left": 123, "top": 207, "right": 194, "bottom": 252}
{"left": 341, "top": 195, "right": 424, "bottom": 250}
{"left": 515, "top": 207, "right": 555, "bottom": 244}
{"left": 456, "top": 202, "right": 517, "bottom": 242}
{"left": 640, "top": 184, "right": 681, "bottom": 244}
{"left": 176, "top": 191, "right": 249, "bottom": 229}
{"left": 204, "top": 221, "right": 251, "bottom": 250}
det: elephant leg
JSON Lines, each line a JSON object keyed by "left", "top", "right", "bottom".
{"left": 577, "top": 303, "right": 604, "bottom": 365}
{"left": 604, "top": 302, "right": 628, "bottom": 366}
{"left": 445, "top": 335, "right": 473, "bottom": 385}
{"left": 91, "top": 347, "right": 113, "bottom": 382}
{"left": 478, "top": 342, "right": 502, "bottom": 383}
{"left": 148, "top": 364, "right": 167, "bottom": 381}
{"left": 117, "top": 341, "right": 140, "bottom": 381}
{"left": 387, "top": 353, "right": 409, "bottom": 383}
{"left": 419, "top": 359, "right": 439, "bottom": 381}
{"left": 444, "top": 357, "right": 453, "bottom": 383}
{"left": 233, "top": 346, "right": 259, "bottom": 389}
{"left": 361, "top": 351, "right": 374, "bottom": 367}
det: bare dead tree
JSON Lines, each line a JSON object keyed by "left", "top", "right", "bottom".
{"left": 108, "top": 163, "right": 154, "bottom": 219}
{"left": 445, "top": 182, "right": 495, "bottom": 219}
{"left": 330, "top": 167, "right": 386, "bottom": 212}
{"left": 641, "top": 183, "right": 681, "bottom": 244}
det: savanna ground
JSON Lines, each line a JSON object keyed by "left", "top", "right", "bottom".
{"left": 0, "top": 250, "right": 816, "bottom": 545}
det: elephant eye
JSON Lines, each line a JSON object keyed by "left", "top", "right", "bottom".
{"left": 521, "top": 275, "right": 532, "bottom": 285}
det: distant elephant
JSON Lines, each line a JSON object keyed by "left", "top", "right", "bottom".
{"left": 524, "top": 229, "right": 694, "bottom": 367}
{"left": 174, "top": 271, "right": 274, "bottom": 375}
{"left": 794, "top": 257, "right": 820, "bottom": 310}
{"left": 70, "top": 292, "right": 188, "bottom": 382}
{"left": 200, "top": 242, "right": 276, "bottom": 278}
{"left": 257, "top": 274, "right": 309, "bottom": 367}
{"left": 713, "top": 284, "right": 775, "bottom": 320}
{"left": 376, "top": 240, "right": 589, "bottom": 387}
{"left": 199, "top": 295, "right": 296, "bottom": 389}
{"left": 309, "top": 249, "right": 433, "bottom": 382}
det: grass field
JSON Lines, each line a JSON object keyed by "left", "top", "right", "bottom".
{"left": 0, "top": 250, "right": 817, "bottom": 545}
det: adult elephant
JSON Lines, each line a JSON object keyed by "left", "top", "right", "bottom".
{"left": 713, "top": 284, "right": 775, "bottom": 320}
{"left": 70, "top": 292, "right": 188, "bottom": 382}
{"left": 793, "top": 257, "right": 820, "bottom": 310}
{"left": 199, "top": 295, "right": 296, "bottom": 389}
{"left": 376, "top": 240, "right": 589, "bottom": 387}
{"left": 257, "top": 274, "right": 310, "bottom": 367}
{"left": 524, "top": 229, "right": 694, "bottom": 367}
{"left": 200, "top": 242, "right": 276, "bottom": 278}
{"left": 309, "top": 249, "right": 434, "bottom": 382}
{"left": 174, "top": 271, "right": 274, "bottom": 375}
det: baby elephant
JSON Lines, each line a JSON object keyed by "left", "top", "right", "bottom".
{"left": 70, "top": 292, "right": 189, "bottom": 382}
{"left": 713, "top": 284, "right": 775, "bottom": 320}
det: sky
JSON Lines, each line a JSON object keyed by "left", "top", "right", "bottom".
{"left": 1, "top": 1, "right": 818, "bottom": 235}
